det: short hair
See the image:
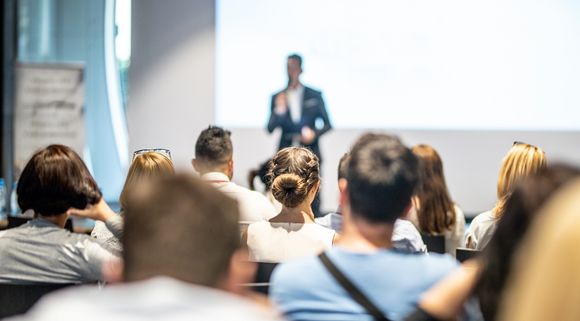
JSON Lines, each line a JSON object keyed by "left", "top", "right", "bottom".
{"left": 288, "top": 53, "right": 303, "bottom": 68}
{"left": 119, "top": 152, "right": 175, "bottom": 211}
{"left": 347, "top": 133, "right": 420, "bottom": 223}
{"left": 412, "top": 144, "right": 455, "bottom": 234}
{"left": 195, "top": 126, "right": 233, "bottom": 166}
{"left": 337, "top": 152, "right": 351, "bottom": 181}
{"left": 268, "top": 147, "right": 319, "bottom": 208}
{"left": 494, "top": 142, "right": 547, "bottom": 217}
{"left": 123, "top": 173, "right": 240, "bottom": 287}
{"left": 17, "top": 144, "right": 102, "bottom": 216}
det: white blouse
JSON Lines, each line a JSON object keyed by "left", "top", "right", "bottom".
{"left": 246, "top": 221, "right": 335, "bottom": 263}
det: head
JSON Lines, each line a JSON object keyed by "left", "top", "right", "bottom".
{"left": 193, "top": 126, "right": 234, "bottom": 179}
{"left": 119, "top": 152, "right": 175, "bottom": 211}
{"left": 494, "top": 141, "right": 547, "bottom": 217}
{"left": 477, "top": 164, "right": 580, "bottom": 321}
{"left": 498, "top": 176, "right": 580, "bottom": 321}
{"left": 268, "top": 147, "right": 320, "bottom": 208}
{"left": 17, "top": 144, "right": 101, "bottom": 217}
{"left": 412, "top": 144, "right": 455, "bottom": 234}
{"left": 337, "top": 152, "right": 351, "bottom": 193}
{"left": 343, "top": 133, "right": 420, "bottom": 224}
{"left": 287, "top": 53, "right": 303, "bottom": 87}
{"left": 123, "top": 173, "right": 253, "bottom": 291}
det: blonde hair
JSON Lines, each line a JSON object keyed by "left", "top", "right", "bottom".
{"left": 494, "top": 143, "right": 546, "bottom": 217}
{"left": 120, "top": 152, "right": 175, "bottom": 210}
{"left": 498, "top": 178, "right": 580, "bottom": 321}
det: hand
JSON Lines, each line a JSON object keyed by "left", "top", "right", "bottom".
{"left": 274, "top": 93, "right": 287, "bottom": 115}
{"left": 301, "top": 127, "right": 316, "bottom": 145}
{"left": 67, "top": 198, "right": 115, "bottom": 222}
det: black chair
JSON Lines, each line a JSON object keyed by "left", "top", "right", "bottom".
{"left": 0, "top": 283, "right": 75, "bottom": 318}
{"left": 420, "top": 233, "right": 446, "bottom": 254}
{"left": 7, "top": 216, "right": 74, "bottom": 232}
{"left": 456, "top": 248, "right": 480, "bottom": 263}
{"left": 246, "top": 262, "right": 278, "bottom": 295}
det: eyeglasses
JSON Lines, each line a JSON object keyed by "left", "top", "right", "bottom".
{"left": 132, "top": 148, "right": 172, "bottom": 161}
{"left": 513, "top": 141, "right": 543, "bottom": 153}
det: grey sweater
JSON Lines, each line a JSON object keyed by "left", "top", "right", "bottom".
{"left": 0, "top": 216, "right": 123, "bottom": 284}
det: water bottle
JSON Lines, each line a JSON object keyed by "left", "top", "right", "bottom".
{"left": 10, "top": 181, "right": 20, "bottom": 216}
{"left": 0, "top": 178, "right": 6, "bottom": 222}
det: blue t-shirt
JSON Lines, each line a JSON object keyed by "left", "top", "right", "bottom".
{"left": 270, "top": 247, "right": 458, "bottom": 321}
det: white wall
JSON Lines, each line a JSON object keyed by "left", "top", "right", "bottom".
{"left": 129, "top": 0, "right": 580, "bottom": 216}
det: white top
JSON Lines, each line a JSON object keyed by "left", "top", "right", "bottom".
{"left": 287, "top": 85, "right": 304, "bottom": 123}
{"left": 465, "top": 210, "right": 497, "bottom": 250}
{"left": 202, "top": 172, "right": 277, "bottom": 223}
{"left": 246, "top": 221, "right": 335, "bottom": 262}
{"left": 443, "top": 205, "right": 466, "bottom": 256}
{"left": 8, "top": 277, "right": 283, "bottom": 321}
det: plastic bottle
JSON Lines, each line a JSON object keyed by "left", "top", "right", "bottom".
{"left": 10, "top": 181, "right": 20, "bottom": 216}
{"left": 0, "top": 178, "right": 6, "bottom": 222}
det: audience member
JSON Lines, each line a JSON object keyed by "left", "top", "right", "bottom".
{"left": 475, "top": 164, "right": 580, "bottom": 321}
{"left": 270, "top": 133, "right": 457, "bottom": 321}
{"left": 193, "top": 126, "right": 277, "bottom": 223}
{"left": 91, "top": 150, "right": 175, "bottom": 253}
{"left": 465, "top": 141, "right": 546, "bottom": 249}
{"left": 245, "top": 147, "right": 336, "bottom": 262}
{"left": 9, "top": 174, "right": 283, "bottom": 321}
{"left": 498, "top": 177, "right": 580, "bottom": 321}
{"left": 0, "top": 145, "right": 121, "bottom": 284}
{"left": 316, "top": 152, "right": 426, "bottom": 253}
{"left": 410, "top": 144, "right": 465, "bottom": 256}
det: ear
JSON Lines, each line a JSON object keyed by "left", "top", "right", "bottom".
{"left": 222, "top": 249, "right": 256, "bottom": 294}
{"left": 191, "top": 158, "right": 198, "bottom": 172}
{"left": 338, "top": 178, "right": 349, "bottom": 208}
{"left": 227, "top": 158, "right": 234, "bottom": 179}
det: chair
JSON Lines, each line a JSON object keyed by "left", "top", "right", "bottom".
{"left": 420, "top": 233, "right": 446, "bottom": 254}
{"left": 7, "top": 217, "right": 74, "bottom": 232}
{"left": 245, "top": 262, "right": 278, "bottom": 295}
{"left": 456, "top": 248, "right": 480, "bottom": 263}
{"left": 0, "top": 283, "right": 75, "bottom": 318}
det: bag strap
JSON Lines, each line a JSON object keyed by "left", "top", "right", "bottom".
{"left": 318, "top": 252, "right": 392, "bottom": 321}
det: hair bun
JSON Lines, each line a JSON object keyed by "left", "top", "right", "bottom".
{"left": 271, "top": 173, "right": 308, "bottom": 208}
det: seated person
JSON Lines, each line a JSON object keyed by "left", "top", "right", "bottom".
{"left": 410, "top": 144, "right": 465, "bottom": 256}
{"left": 0, "top": 145, "right": 121, "bottom": 284}
{"left": 245, "top": 147, "right": 336, "bottom": 262}
{"left": 91, "top": 150, "right": 175, "bottom": 253}
{"left": 10, "top": 174, "right": 283, "bottom": 321}
{"left": 270, "top": 133, "right": 457, "bottom": 321}
{"left": 465, "top": 141, "right": 546, "bottom": 249}
{"left": 317, "top": 152, "right": 425, "bottom": 253}
{"left": 192, "top": 126, "right": 277, "bottom": 223}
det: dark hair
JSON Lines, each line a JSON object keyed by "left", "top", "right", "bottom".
{"left": 412, "top": 144, "right": 455, "bottom": 234}
{"left": 268, "top": 147, "right": 319, "bottom": 208}
{"left": 17, "top": 144, "right": 102, "bottom": 216}
{"left": 288, "top": 53, "right": 302, "bottom": 68}
{"left": 195, "top": 126, "right": 233, "bottom": 166}
{"left": 338, "top": 152, "right": 351, "bottom": 181}
{"left": 476, "top": 164, "right": 580, "bottom": 321}
{"left": 123, "top": 173, "right": 240, "bottom": 287}
{"left": 347, "top": 133, "right": 420, "bottom": 223}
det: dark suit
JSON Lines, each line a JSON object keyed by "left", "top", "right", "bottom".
{"left": 267, "top": 86, "right": 332, "bottom": 161}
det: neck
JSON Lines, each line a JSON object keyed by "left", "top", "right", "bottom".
{"left": 271, "top": 202, "right": 315, "bottom": 223}
{"left": 289, "top": 80, "right": 301, "bottom": 90}
{"left": 39, "top": 213, "right": 68, "bottom": 228}
{"left": 336, "top": 215, "right": 393, "bottom": 252}
{"left": 200, "top": 168, "right": 231, "bottom": 180}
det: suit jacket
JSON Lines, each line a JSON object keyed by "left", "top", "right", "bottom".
{"left": 267, "top": 86, "right": 332, "bottom": 161}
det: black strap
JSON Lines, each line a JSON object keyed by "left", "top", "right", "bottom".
{"left": 318, "top": 252, "right": 392, "bottom": 321}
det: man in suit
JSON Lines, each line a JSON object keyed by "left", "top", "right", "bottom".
{"left": 267, "top": 54, "right": 332, "bottom": 162}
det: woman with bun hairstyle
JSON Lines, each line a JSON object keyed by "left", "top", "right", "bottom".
{"left": 245, "top": 147, "right": 335, "bottom": 263}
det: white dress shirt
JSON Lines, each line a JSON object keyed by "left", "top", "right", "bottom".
{"left": 286, "top": 85, "right": 304, "bottom": 124}
{"left": 201, "top": 172, "right": 277, "bottom": 223}
{"left": 9, "top": 277, "right": 283, "bottom": 321}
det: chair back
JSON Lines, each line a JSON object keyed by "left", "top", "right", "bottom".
{"left": 420, "top": 233, "right": 446, "bottom": 254}
{"left": 245, "top": 262, "right": 278, "bottom": 295}
{"left": 456, "top": 248, "right": 480, "bottom": 263}
{"left": 0, "top": 283, "right": 75, "bottom": 318}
